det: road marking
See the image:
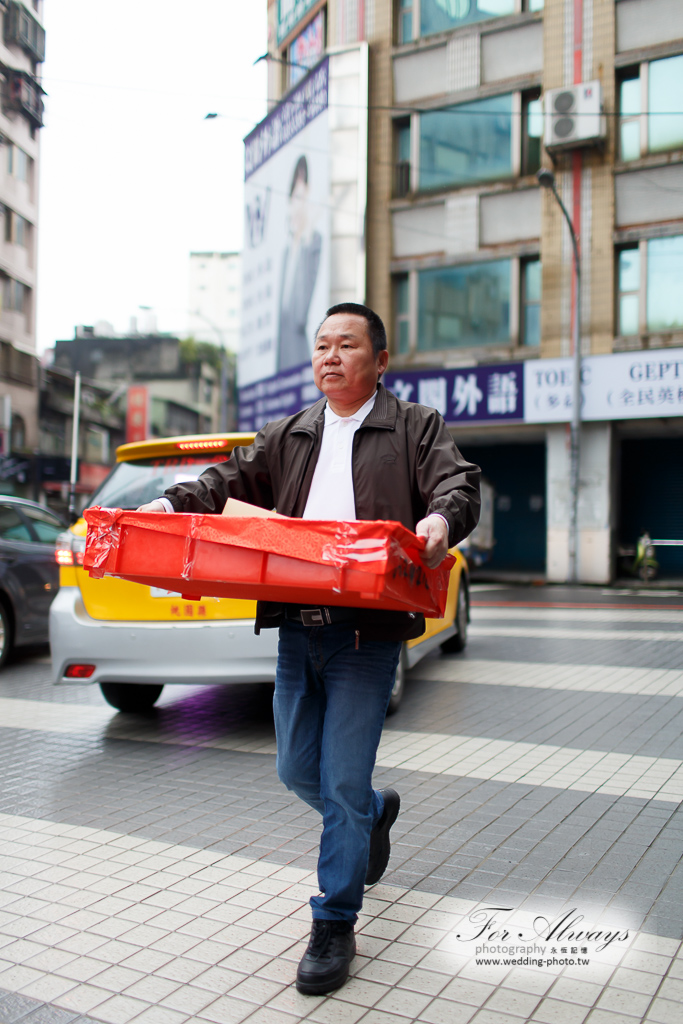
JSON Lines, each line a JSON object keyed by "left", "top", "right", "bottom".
{"left": 472, "top": 607, "right": 683, "bottom": 624}
{"left": 376, "top": 731, "right": 683, "bottom": 801}
{"left": 0, "top": 811, "right": 676, "bottom": 1023}
{"left": 469, "top": 625, "right": 683, "bottom": 642}
{"left": 0, "top": 697, "right": 681, "bottom": 800}
{"left": 414, "top": 658, "right": 683, "bottom": 697}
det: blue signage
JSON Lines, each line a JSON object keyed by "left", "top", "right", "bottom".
{"left": 384, "top": 363, "right": 524, "bottom": 424}
{"left": 238, "top": 364, "right": 322, "bottom": 432}
{"left": 238, "top": 360, "right": 525, "bottom": 432}
{"left": 244, "top": 58, "right": 328, "bottom": 180}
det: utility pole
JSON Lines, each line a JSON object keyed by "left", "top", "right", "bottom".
{"left": 68, "top": 371, "right": 81, "bottom": 520}
{"left": 537, "top": 168, "right": 582, "bottom": 584}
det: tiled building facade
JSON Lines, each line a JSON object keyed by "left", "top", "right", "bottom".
{"left": 264, "top": 0, "right": 683, "bottom": 581}
{"left": 0, "top": 0, "right": 44, "bottom": 464}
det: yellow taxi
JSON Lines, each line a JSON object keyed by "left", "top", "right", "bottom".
{"left": 50, "top": 433, "right": 469, "bottom": 715}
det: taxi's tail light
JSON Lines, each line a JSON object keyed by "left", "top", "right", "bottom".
{"left": 65, "top": 664, "right": 96, "bottom": 678}
{"left": 55, "top": 531, "right": 85, "bottom": 567}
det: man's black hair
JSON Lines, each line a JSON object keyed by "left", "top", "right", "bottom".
{"left": 319, "top": 302, "right": 387, "bottom": 357}
{"left": 290, "top": 155, "right": 308, "bottom": 196}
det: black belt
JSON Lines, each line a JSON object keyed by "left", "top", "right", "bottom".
{"left": 284, "top": 605, "right": 358, "bottom": 627}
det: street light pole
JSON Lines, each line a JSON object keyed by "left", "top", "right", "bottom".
{"left": 537, "top": 168, "right": 582, "bottom": 584}
{"left": 188, "top": 309, "right": 231, "bottom": 432}
{"left": 68, "top": 371, "right": 81, "bottom": 521}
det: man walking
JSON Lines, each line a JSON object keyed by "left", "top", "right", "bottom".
{"left": 139, "top": 303, "right": 480, "bottom": 994}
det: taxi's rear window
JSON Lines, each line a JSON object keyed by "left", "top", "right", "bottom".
{"left": 90, "top": 455, "right": 229, "bottom": 510}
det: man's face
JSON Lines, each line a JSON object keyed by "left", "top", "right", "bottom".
{"left": 312, "top": 313, "right": 389, "bottom": 406}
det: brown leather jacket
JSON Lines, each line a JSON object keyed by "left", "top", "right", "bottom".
{"left": 164, "top": 384, "right": 481, "bottom": 641}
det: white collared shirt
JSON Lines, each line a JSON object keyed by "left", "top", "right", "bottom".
{"left": 302, "top": 392, "right": 378, "bottom": 521}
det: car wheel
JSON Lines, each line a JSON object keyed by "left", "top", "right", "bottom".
{"left": 386, "top": 648, "right": 407, "bottom": 716}
{"left": 0, "top": 600, "right": 12, "bottom": 670}
{"left": 100, "top": 683, "right": 164, "bottom": 712}
{"left": 440, "top": 581, "right": 468, "bottom": 654}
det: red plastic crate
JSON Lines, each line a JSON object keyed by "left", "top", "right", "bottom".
{"left": 83, "top": 507, "right": 454, "bottom": 617}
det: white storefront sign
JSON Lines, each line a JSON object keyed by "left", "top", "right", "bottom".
{"left": 524, "top": 348, "right": 683, "bottom": 422}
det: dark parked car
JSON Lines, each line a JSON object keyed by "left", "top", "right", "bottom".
{"left": 0, "top": 496, "right": 66, "bottom": 667}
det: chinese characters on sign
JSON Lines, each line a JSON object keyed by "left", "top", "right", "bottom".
{"left": 385, "top": 364, "right": 524, "bottom": 424}
{"left": 244, "top": 60, "right": 328, "bottom": 180}
{"left": 237, "top": 348, "right": 683, "bottom": 429}
{"left": 238, "top": 364, "right": 322, "bottom": 432}
{"left": 523, "top": 349, "right": 683, "bottom": 422}
{"left": 126, "top": 386, "right": 149, "bottom": 443}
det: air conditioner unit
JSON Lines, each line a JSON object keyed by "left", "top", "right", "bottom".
{"left": 544, "top": 81, "right": 606, "bottom": 151}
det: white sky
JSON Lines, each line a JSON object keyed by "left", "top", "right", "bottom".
{"left": 36, "top": 1, "right": 267, "bottom": 352}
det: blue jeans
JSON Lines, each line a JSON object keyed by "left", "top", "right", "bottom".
{"left": 273, "top": 620, "right": 402, "bottom": 924}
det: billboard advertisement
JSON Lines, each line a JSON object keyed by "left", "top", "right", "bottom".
{"left": 277, "top": 0, "right": 318, "bottom": 44}
{"left": 240, "top": 58, "right": 330, "bottom": 400}
{"left": 290, "top": 10, "right": 325, "bottom": 86}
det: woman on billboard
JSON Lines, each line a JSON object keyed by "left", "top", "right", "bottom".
{"left": 277, "top": 155, "right": 322, "bottom": 372}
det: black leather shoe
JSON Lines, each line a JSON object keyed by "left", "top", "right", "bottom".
{"left": 365, "top": 788, "right": 400, "bottom": 885}
{"left": 296, "top": 920, "right": 356, "bottom": 995}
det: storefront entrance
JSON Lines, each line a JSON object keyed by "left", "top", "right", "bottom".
{"left": 462, "top": 442, "right": 546, "bottom": 573}
{"left": 619, "top": 437, "right": 683, "bottom": 577}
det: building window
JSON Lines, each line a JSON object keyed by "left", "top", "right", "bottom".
{"left": 10, "top": 413, "right": 25, "bottom": 450}
{"left": 288, "top": 9, "right": 325, "bottom": 88}
{"left": 394, "top": 118, "right": 411, "bottom": 197}
{"left": 4, "top": 209, "right": 29, "bottom": 247}
{"left": 617, "top": 247, "right": 640, "bottom": 335}
{"left": 7, "top": 143, "right": 30, "bottom": 182}
{"left": 394, "top": 275, "right": 410, "bottom": 353}
{"left": 2, "top": 276, "right": 26, "bottom": 313}
{"left": 5, "top": 1, "right": 45, "bottom": 62}
{"left": 616, "top": 237, "right": 683, "bottom": 337}
{"left": 419, "top": 94, "right": 513, "bottom": 191}
{"left": 522, "top": 258, "right": 541, "bottom": 346}
{"left": 522, "top": 91, "right": 543, "bottom": 176}
{"left": 418, "top": 259, "right": 511, "bottom": 350}
{"left": 647, "top": 236, "right": 683, "bottom": 332}
{"left": 420, "top": 0, "right": 515, "bottom": 39}
{"left": 619, "top": 54, "right": 683, "bottom": 162}
{"left": 398, "top": 0, "right": 414, "bottom": 43}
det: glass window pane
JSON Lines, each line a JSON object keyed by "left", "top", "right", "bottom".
{"left": 400, "top": 12, "right": 413, "bottom": 43}
{"left": 649, "top": 54, "right": 683, "bottom": 153}
{"left": 620, "top": 77, "right": 640, "bottom": 117}
{"left": 619, "top": 294, "right": 639, "bottom": 336}
{"left": 647, "top": 235, "right": 683, "bottom": 331}
{"left": 524, "top": 304, "right": 540, "bottom": 347}
{"left": 396, "top": 276, "right": 409, "bottom": 315}
{"left": 528, "top": 0, "right": 544, "bottom": 10}
{"left": 398, "top": 320, "right": 410, "bottom": 354}
{"left": 397, "top": 123, "right": 411, "bottom": 163}
{"left": 525, "top": 259, "right": 541, "bottom": 303}
{"left": 22, "top": 506, "right": 65, "bottom": 543}
{"left": 421, "top": 0, "right": 515, "bottom": 38}
{"left": 0, "top": 506, "right": 31, "bottom": 542}
{"left": 620, "top": 120, "right": 640, "bottom": 162}
{"left": 418, "top": 260, "right": 511, "bottom": 350}
{"left": 91, "top": 455, "right": 230, "bottom": 509}
{"left": 618, "top": 248, "right": 640, "bottom": 293}
{"left": 420, "top": 94, "right": 513, "bottom": 191}
{"left": 527, "top": 98, "right": 543, "bottom": 140}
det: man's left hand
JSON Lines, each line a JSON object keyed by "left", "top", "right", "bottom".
{"left": 415, "top": 515, "right": 449, "bottom": 568}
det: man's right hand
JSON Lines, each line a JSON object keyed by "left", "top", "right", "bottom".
{"left": 136, "top": 500, "right": 167, "bottom": 513}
